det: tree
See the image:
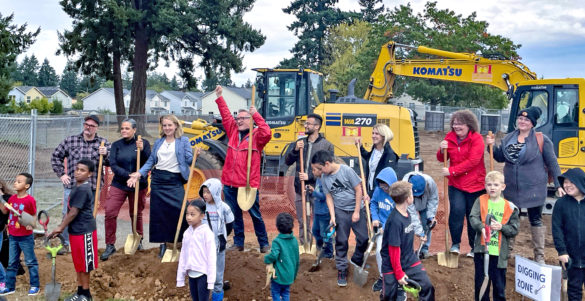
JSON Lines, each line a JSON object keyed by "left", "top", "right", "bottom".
{"left": 202, "top": 68, "right": 233, "bottom": 92}
{"left": 169, "top": 75, "right": 180, "bottom": 90}
{"left": 243, "top": 79, "right": 253, "bottom": 88}
{"left": 60, "top": 63, "right": 78, "bottom": 97}
{"left": 281, "top": 0, "right": 357, "bottom": 71}
{"left": 77, "top": 75, "right": 105, "bottom": 94}
{"left": 38, "top": 58, "right": 59, "bottom": 86}
{"left": 359, "top": 0, "right": 384, "bottom": 23}
{"left": 0, "top": 13, "right": 39, "bottom": 104}
{"left": 19, "top": 55, "right": 40, "bottom": 86}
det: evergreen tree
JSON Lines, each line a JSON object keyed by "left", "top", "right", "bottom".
{"left": 78, "top": 75, "right": 105, "bottom": 94}
{"left": 38, "top": 58, "right": 59, "bottom": 86}
{"left": 20, "top": 54, "right": 40, "bottom": 86}
{"left": 0, "top": 13, "right": 39, "bottom": 104}
{"left": 60, "top": 63, "right": 78, "bottom": 97}
{"left": 169, "top": 75, "right": 180, "bottom": 90}
{"left": 281, "top": 0, "right": 357, "bottom": 71}
{"left": 359, "top": 0, "right": 384, "bottom": 23}
{"left": 202, "top": 68, "right": 232, "bottom": 92}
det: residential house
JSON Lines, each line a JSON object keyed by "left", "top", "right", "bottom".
{"left": 37, "top": 86, "right": 73, "bottom": 109}
{"left": 182, "top": 92, "right": 203, "bottom": 115}
{"left": 150, "top": 93, "right": 171, "bottom": 114}
{"left": 8, "top": 86, "right": 44, "bottom": 104}
{"left": 123, "top": 89, "right": 156, "bottom": 114}
{"left": 82, "top": 88, "right": 131, "bottom": 113}
{"left": 200, "top": 86, "right": 251, "bottom": 115}
{"left": 160, "top": 90, "right": 185, "bottom": 114}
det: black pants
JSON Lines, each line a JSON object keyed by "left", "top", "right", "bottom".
{"left": 526, "top": 205, "right": 543, "bottom": 227}
{"left": 188, "top": 274, "right": 209, "bottom": 301}
{"left": 334, "top": 207, "right": 369, "bottom": 271}
{"left": 381, "top": 263, "right": 434, "bottom": 301}
{"left": 567, "top": 266, "right": 585, "bottom": 301}
{"left": 473, "top": 254, "right": 506, "bottom": 301}
{"left": 448, "top": 186, "right": 484, "bottom": 249}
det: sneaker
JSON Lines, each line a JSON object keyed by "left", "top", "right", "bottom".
{"left": 227, "top": 244, "right": 244, "bottom": 252}
{"left": 337, "top": 270, "right": 348, "bottom": 287}
{"left": 467, "top": 251, "right": 474, "bottom": 258}
{"left": 28, "top": 286, "right": 40, "bottom": 296}
{"left": 450, "top": 243, "right": 460, "bottom": 254}
{"left": 0, "top": 287, "right": 14, "bottom": 296}
{"left": 137, "top": 239, "right": 144, "bottom": 251}
{"left": 65, "top": 293, "right": 91, "bottom": 301}
{"left": 100, "top": 244, "right": 116, "bottom": 261}
{"left": 419, "top": 249, "right": 429, "bottom": 259}
{"left": 0, "top": 282, "right": 5, "bottom": 291}
{"left": 372, "top": 277, "right": 383, "bottom": 292}
{"left": 260, "top": 245, "right": 270, "bottom": 253}
{"left": 57, "top": 244, "right": 70, "bottom": 256}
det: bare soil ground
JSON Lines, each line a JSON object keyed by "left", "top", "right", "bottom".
{"left": 11, "top": 129, "right": 559, "bottom": 300}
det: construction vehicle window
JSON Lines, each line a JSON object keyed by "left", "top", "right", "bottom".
{"left": 267, "top": 74, "right": 296, "bottom": 117}
{"left": 518, "top": 90, "right": 548, "bottom": 128}
{"left": 554, "top": 88, "right": 578, "bottom": 125}
{"left": 309, "top": 73, "right": 324, "bottom": 107}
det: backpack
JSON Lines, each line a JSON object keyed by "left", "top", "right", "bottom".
{"left": 534, "top": 132, "right": 554, "bottom": 184}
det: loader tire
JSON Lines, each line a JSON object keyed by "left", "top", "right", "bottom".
{"left": 185, "top": 150, "right": 223, "bottom": 200}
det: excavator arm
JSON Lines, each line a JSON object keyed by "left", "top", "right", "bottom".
{"left": 364, "top": 41, "right": 537, "bottom": 103}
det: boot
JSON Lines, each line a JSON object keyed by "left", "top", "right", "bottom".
{"left": 531, "top": 226, "right": 546, "bottom": 264}
{"left": 211, "top": 291, "right": 224, "bottom": 301}
{"left": 100, "top": 244, "right": 116, "bottom": 261}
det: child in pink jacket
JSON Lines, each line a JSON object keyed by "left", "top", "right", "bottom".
{"left": 177, "top": 200, "right": 217, "bottom": 301}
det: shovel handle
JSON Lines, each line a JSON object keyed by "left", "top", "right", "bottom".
{"left": 488, "top": 131, "right": 494, "bottom": 171}
{"left": 299, "top": 147, "right": 309, "bottom": 250}
{"left": 1, "top": 201, "right": 21, "bottom": 217}
{"left": 132, "top": 135, "right": 142, "bottom": 234}
{"left": 442, "top": 149, "right": 450, "bottom": 251}
{"left": 93, "top": 140, "right": 106, "bottom": 218}
{"left": 356, "top": 143, "right": 372, "bottom": 239}
{"left": 38, "top": 210, "right": 49, "bottom": 232}
{"left": 245, "top": 85, "right": 256, "bottom": 188}
{"left": 170, "top": 147, "right": 199, "bottom": 253}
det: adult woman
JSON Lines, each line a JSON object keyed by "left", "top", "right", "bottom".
{"left": 437, "top": 110, "right": 486, "bottom": 255}
{"left": 128, "top": 115, "right": 193, "bottom": 258}
{"left": 486, "top": 106, "right": 562, "bottom": 263}
{"left": 100, "top": 118, "right": 151, "bottom": 261}
{"left": 356, "top": 123, "right": 399, "bottom": 197}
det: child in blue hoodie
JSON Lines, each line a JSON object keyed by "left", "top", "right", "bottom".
{"left": 307, "top": 163, "right": 333, "bottom": 258}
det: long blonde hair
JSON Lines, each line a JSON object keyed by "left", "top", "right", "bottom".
{"left": 373, "top": 123, "right": 394, "bottom": 146}
{"left": 159, "top": 115, "right": 184, "bottom": 138}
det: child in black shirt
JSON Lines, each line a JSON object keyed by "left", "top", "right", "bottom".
{"left": 380, "top": 181, "right": 435, "bottom": 301}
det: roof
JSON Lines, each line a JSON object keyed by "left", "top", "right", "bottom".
{"left": 162, "top": 90, "right": 185, "bottom": 100}
{"left": 15, "top": 86, "right": 36, "bottom": 94}
{"left": 224, "top": 86, "right": 252, "bottom": 100}
{"left": 185, "top": 91, "right": 204, "bottom": 100}
{"left": 36, "top": 86, "right": 71, "bottom": 98}
{"left": 157, "top": 94, "right": 170, "bottom": 102}
{"left": 145, "top": 90, "right": 157, "bottom": 99}
{"left": 103, "top": 88, "right": 131, "bottom": 96}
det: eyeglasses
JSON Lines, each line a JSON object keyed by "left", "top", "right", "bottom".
{"left": 235, "top": 117, "right": 251, "bottom": 121}
{"left": 305, "top": 122, "right": 319, "bottom": 126}
{"left": 452, "top": 122, "right": 466, "bottom": 126}
{"left": 84, "top": 122, "right": 98, "bottom": 128}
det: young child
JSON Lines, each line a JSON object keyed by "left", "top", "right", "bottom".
{"left": 0, "top": 179, "right": 12, "bottom": 291}
{"left": 380, "top": 181, "right": 435, "bottom": 301}
{"left": 403, "top": 172, "right": 439, "bottom": 259}
{"left": 0, "top": 173, "right": 39, "bottom": 296}
{"left": 470, "top": 171, "right": 519, "bottom": 301}
{"left": 552, "top": 168, "right": 585, "bottom": 300}
{"left": 306, "top": 163, "right": 333, "bottom": 259}
{"left": 264, "top": 212, "right": 299, "bottom": 301}
{"left": 177, "top": 199, "right": 216, "bottom": 301}
{"left": 49, "top": 159, "right": 98, "bottom": 301}
{"left": 199, "top": 178, "right": 234, "bottom": 301}
{"left": 370, "top": 167, "right": 398, "bottom": 292}
{"left": 310, "top": 150, "right": 369, "bottom": 287}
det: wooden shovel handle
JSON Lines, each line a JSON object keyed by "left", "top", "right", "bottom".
{"left": 245, "top": 85, "right": 256, "bottom": 188}
{"left": 487, "top": 131, "right": 494, "bottom": 171}
{"left": 132, "top": 135, "right": 142, "bottom": 234}
{"left": 356, "top": 143, "right": 372, "bottom": 239}
{"left": 171, "top": 148, "right": 199, "bottom": 250}
{"left": 299, "top": 147, "right": 309, "bottom": 249}
{"left": 443, "top": 149, "right": 450, "bottom": 251}
{"left": 93, "top": 140, "right": 105, "bottom": 218}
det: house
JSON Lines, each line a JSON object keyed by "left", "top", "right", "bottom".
{"left": 160, "top": 90, "right": 185, "bottom": 114}
{"left": 200, "top": 86, "right": 251, "bottom": 115}
{"left": 182, "top": 92, "right": 203, "bottom": 115}
{"left": 36, "top": 86, "right": 73, "bottom": 109}
{"left": 82, "top": 88, "right": 131, "bottom": 113}
{"left": 150, "top": 93, "right": 171, "bottom": 114}
{"left": 123, "top": 90, "right": 156, "bottom": 114}
{"left": 8, "top": 86, "right": 44, "bottom": 104}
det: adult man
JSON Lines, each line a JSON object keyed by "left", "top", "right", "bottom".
{"left": 51, "top": 115, "right": 109, "bottom": 253}
{"left": 403, "top": 172, "right": 438, "bottom": 259}
{"left": 214, "top": 85, "right": 271, "bottom": 253}
{"left": 285, "top": 114, "right": 333, "bottom": 245}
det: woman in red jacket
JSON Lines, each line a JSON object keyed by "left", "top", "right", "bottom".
{"left": 436, "top": 110, "right": 486, "bottom": 255}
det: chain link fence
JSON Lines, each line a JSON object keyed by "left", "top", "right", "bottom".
{"left": 408, "top": 103, "right": 511, "bottom": 133}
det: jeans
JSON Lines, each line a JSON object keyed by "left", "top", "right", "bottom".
{"left": 312, "top": 214, "right": 333, "bottom": 257}
{"left": 213, "top": 250, "right": 226, "bottom": 293}
{"left": 473, "top": 254, "right": 506, "bottom": 301}
{"left": 448, "top": 186, "right": 484, "bottom": 249}
{"left": 270, "top": 279, "right": 290, "bottom": 301}
{"left": 381, "top": 263, "right": 434, "bottom": 301}
{"left": 222, "top": 185, "right": 269, "bottom": 248}
{"left": 188, "top": 274, "right": 209, "bottom": 301}
{"left": 105, "top": 186, "right": 146, "bottom": 244}
{"left": 6, "top": 235, "right": 39, "bottom": 290}
{"left": 0, "top": 232, "right": 5, "bottom": 284}
{"left": 419, "top": 209, "right": 432, "bottom": 252}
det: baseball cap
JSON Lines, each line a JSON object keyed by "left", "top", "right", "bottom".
{"left": 84, "top": 115, "right": 100, "bottom": 126}
{"left": 408, "top": 174, "right": 426, "bottom": 197}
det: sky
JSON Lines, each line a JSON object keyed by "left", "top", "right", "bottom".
{"left": 2, "top": 0, "right": 585, "bottom": 88}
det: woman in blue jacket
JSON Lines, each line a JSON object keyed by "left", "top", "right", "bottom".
{"left": 128, "top": 115, "right": 194, "bottom": 258}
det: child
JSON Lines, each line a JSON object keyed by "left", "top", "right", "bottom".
{"left": 380, "top": 181, "right": 435, "bottom": 301}
{"left": 199, "top": 178, "right": 234, "bottom": 301}
{"left": 306, "top": 163, "right": 333, "bottom": 259}
{"left": 264, "top": 212, "right": 299, "bottom": 301}
{"left": 49, "top": 159, "right": 98, "bottom": 301}
{"left": 470, "top": 171, "right": 519, "bottom": 301}
{"left": 311, "top": 150, "right": 369, "bottom": 287}
{"left": 0, "top": 173, "right": 39, "bottom": 296}
{"left": 552, "top": 168, "right": 585, "bottom": 300}
{"left": 403, "top": 172, "right": 439, "bottom": 259}
{"left": 370, "top": 167, "right": 398, "bottom": 292}
{"left": 0, "top": 179, "right": 12, "bottom": 291}
{"left": 176, "top": 199, "right": 216, "bottom": 301}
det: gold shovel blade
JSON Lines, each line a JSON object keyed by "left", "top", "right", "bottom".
{"left": 161, "top": 248, "right": 180, "bottom": 263}
{"left": 237, "top": 187, "right": 257, "bottom": 211}
{"left": 437, "top": 251, "right": 459, "bottom": 268}
{"left": 124, "top": 233, "right": 142, "bottom": 255}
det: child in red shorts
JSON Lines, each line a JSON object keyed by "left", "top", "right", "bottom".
{"left": 49, "top": 159, "right": 98, "bottom": 301}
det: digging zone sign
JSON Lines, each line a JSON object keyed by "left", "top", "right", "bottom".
{"left": 515, "top": 255, "right": 561, "bottom": 300}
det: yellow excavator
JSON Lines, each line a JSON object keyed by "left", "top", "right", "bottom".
{"left": 365, "top": 41, "right": 584, "bottom": 174}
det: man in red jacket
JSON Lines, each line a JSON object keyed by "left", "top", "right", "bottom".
{"left": 214, "top": 85, "right": 271, "bottom": 253}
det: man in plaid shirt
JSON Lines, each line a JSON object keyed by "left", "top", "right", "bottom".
{"left": 51, "top": 115, "right": 110, "bottom": 253}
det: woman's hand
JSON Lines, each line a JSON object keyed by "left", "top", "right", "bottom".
{"left": 558, "top": 254, "right": 569, "bottom": 264}
{"left": 299, "top": 172, "right": 308, "bottom": 181}
{"left": 485, "top": 134, "right": 495, "bottom": 146}
{"left": 98, "top": 145, "right": 108, "bottom": 155}
{"left": 354, "top": 137, "right": 361, "bottom": 146}
{"left": 136, "top": 138, "right": 143, "bottom": 150}
{"left": 215, "top": 85, "right": 222, "bottom": 98}
{"left": 440, "top": 140, "right": 448, "bottom": 151}
{"left": 441, "top": 167, "right": 450, "bottom": 176}
{"left": 127, "top": 172, "right": 141, "bottom": 188}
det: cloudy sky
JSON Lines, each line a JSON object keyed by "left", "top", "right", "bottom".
{"left": 2, "top": 0, "right": 584, "bottom": 88}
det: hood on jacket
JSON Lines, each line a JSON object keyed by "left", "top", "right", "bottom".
{"left": 376, "top": 167, "right": 397, "bottom": 187}
{"left": 199, "top": 178, "right": 223, "bottom": 205}
{"left": 558, "top": 168, "right": 585, "bottom": 195}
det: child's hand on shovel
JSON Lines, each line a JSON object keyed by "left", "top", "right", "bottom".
{"left": 264, "top": 264, "right": 276, "bottom": 289}
{"left": 398, "top": 275, "right": 409, "bottom": 286}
